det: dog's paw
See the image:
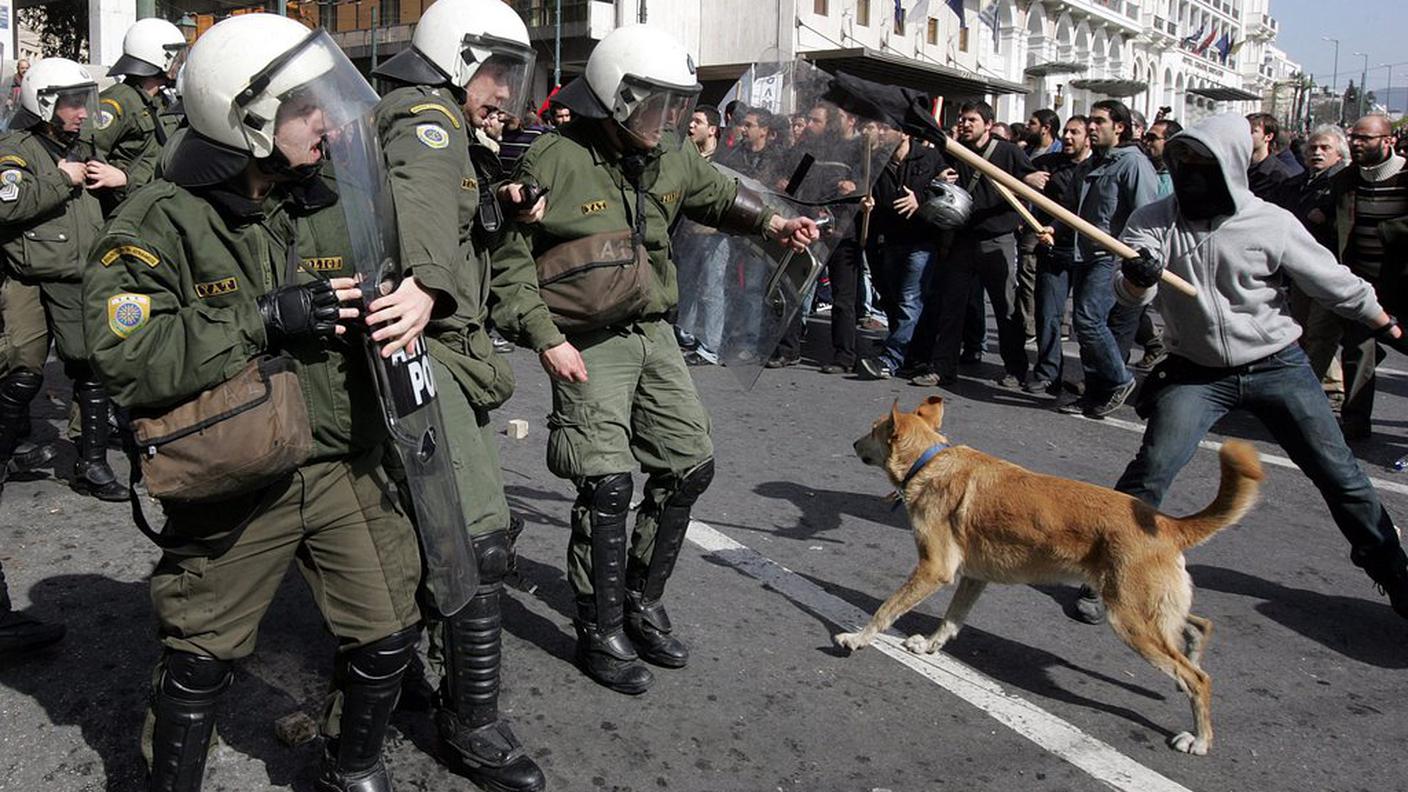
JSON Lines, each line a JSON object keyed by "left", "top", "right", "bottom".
{"left": 903, "top": 634, "right": 937, "bottom": 654}
{"left": 1169, "top": 731, "right": 1209, "bottom": 756}
{"left": 834, "top": 631, "right": 871, "bottom": 652}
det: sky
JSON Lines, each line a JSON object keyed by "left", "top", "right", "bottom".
{"left": 1271, "top": 0, "right": 1406, "bottom": 94}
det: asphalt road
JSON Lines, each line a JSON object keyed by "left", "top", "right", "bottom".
{"left": 2, "top": 320, "right": 1405, "bottom": 792}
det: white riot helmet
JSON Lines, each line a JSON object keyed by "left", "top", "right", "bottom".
{"left": 373, "top": 0, "right": 535, "bottom": 117}
{"left": 110, "top": 18, "right": 189, "bottom": 79}
{"left": 180, "top": 14, "right": 374, "bottom": 158}
{"left": 560, "top": 24, "right": 700, "bottom": 147}
{"left": 18, "top": 58, "right": 98, "bottom": 134}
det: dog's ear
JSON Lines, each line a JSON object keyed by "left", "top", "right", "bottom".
{"left": 888, "top": 398, "right": 902, "bottom": 430}
{"left": 915, "top": 395, "right": 945, "bottom": 430}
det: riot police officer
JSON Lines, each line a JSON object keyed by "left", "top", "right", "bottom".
{"left": 82, "top": 15, "right": 422, "bottom": 791}
{"left": 495, "top": 25, "right": 819, "bottom": 695}
{"left": 92, "top": 17, "right": 187, "bottom": 212}
{"left": 0, "top": 58, "right": 125, "bottom": 501}
{"left": 366, "top": 1, "right": 545, "bottom": 789}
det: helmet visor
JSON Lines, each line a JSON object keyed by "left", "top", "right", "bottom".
{"left": 462, "top": 33, "right": 536, "bottom": 120}
{"left": 617, "top": 75, "right": 700, "bottom": 149}
{"left": 235, "top": 29, "right": 380, "bottom": 167}
{"left": 45, "top": 83, "right": 99, "bottom": 135}
{"left": 164, "top": 43, "right": 190, "bottom": 80}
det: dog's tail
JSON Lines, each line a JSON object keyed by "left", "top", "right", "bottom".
{"left": 1166, "top": 440, "right": 1264, "bottom": 550}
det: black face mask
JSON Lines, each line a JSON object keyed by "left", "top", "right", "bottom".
{"left": 1169, "top": 154, "right": 1234, "bottom": 221}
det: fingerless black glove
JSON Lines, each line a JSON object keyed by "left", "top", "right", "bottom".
{"left": 1120, "top": 248, "right": 1164, "bottom": 290}
{"left": 257, "top": 280, "right": 340, "bottom": 345}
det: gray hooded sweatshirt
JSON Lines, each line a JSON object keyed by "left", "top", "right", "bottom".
{"left": 1115, "top": 112, "right": 1382, "bottom": 368}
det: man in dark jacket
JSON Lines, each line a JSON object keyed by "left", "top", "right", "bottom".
{"left": 857, "top": 128, "right": 948, "bottom": 378}
{"left": 1026, "top": 115, "right": 1091, "bottom": 394}
{"left": 1246, "top": 112, "right": 1296, "bottom": 206}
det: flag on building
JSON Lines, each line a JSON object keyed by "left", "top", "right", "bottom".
{"left": 1194, "top": 28, "right": 1217, "bottom": 55}
{"left": 895, "top": 0, "right": 905, "bottom": 25}
{"left": 1180, "top": 23, "right": 1205, "bottom": 50}
{"left": 1215, "top": 32, "right": 1232, "bottom": 63}
{"left": 1228, "top": 38, "right": 1245, "bottom": 56}
{"left": 946, "top": 0, "right": 965, "bottom": 29}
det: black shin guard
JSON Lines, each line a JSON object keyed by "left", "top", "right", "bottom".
{"left": 625, "top": 459, "right": 714, "bottom": 667}
{"left": 0, "top": 370, "right": 42, "bottom": 493}
{"left": 321, "top": 625, "right": 418, "bottom": 790}
{"left": 573, "top": 472, "right": 653, "bottom": 694}
{"left": 148, "top": 652, "right": 233, "bottom": 792}
{"left": 72, "top": 378, "right": 125, "bottom": 501}
{"left": 438, "top": 531, "right": 545, "bottom": 791}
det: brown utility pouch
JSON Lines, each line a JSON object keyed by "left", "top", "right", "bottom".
{"left": 130, "top": 355, "right": 314, "bottom": 503}
{"left": 535, "top": 229, "right": 653, "bottom": 334}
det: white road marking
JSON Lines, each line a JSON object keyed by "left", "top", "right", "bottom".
{"left": 1078, "top": 415, "right": 1408, "bottom": 498}
{"left": 686, "top": 520, "right": 1198, "bottom": 792}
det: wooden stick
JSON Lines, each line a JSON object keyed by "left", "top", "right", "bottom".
{"left": 990, "top": 179, "right": 1049, "bottom": 237}
{"left": 945, "top": 140, "right": 1198, "bottom": 297}
{"left": 860, "top": 136, "right": 874, "bottom": 242}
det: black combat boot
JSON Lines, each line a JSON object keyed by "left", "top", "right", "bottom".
{"left": 437, "top": 531, "right": 545, "bottom": 792}
{"left": 573, "top": 473, "right": 653, "bottom": 695}
{"left": 0, "top": 370, "right": 43, "bottom": 501}
{"left": 148, "top": 652, "right": 233, "bottom": 792}
{"left": 72, "top": 378, "right": 126, "bottom": 502}
{"left": 624, "top": 460, "right": 714, "bottom": 668}
{"left": 316, "top": 626, "right": 418, "bottom": 792}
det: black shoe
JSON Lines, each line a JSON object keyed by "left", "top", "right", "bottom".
{"left": 574, "top": 624, "right": 653, "bottom": 694}
{"left": 440, "top": 720, "right": 546, "bottom": 792}
{"left": 959, "top": 351, "right": 983, "bottom": 366}
{"left": 73, "top": 459, "right": 127, "bottom": 502}
{"left": 1340, "top": 422, "right": 1372, "bottom": 442}
{"left": 1055, "top": 397, "right": 1088, "bottom": 415}
{"left": 818, "top": 362, "right": 850, "bottom": 375}
{"left": 315, "top": 747, "right": 393, "bottom": 792}
{"left": 625, "top": 594, "right": 689, "bottom": 668}
{"left": 0, "top": 611, "right": 66, "bottom": 655}
{"left": 994, "top": 374, "right": 1023, "bottom": 390}
{"left": 910, "top": 371, "right": 956, "bottom": 387}
{"left": 1065, "top": 585, "right": 1107, "bottom": 625}
{"left": 857, "top": 357, "right": 892, "bottom": 380}
{"left": 1083, "top": 378, "right": 1137, "bottom": 419}
{"left": 1374, "top": 569, "right": 1408, "bottom": 620}
{"left": 1130, "top": 349, "right": 1167, "bottom": 372}
{"left": 683, "top": 351, "right": 715, "bottom": 367}
{"left": 1021, "top": 378, "right": 1054, "bottom": 395}
{"left": 491, "top": 336, "right": 516, "bottom": 355}
{"left": 764, "top": 354, "right": 800, "bottom": 369}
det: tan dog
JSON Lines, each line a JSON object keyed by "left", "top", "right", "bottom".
{"left": 838, "top": 396, "right": 1263, "bottom": 755}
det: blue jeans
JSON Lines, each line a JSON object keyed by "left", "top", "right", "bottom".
{"left": 676, "top": 234, "right": 730, "bottom": 361}
{"left": 1070, "top": 256, "right": 1132, "bottom": 397}
{"left": 1115, "top": 345, "right": 1407, "bottom": 582}
{"left": 1032, "top": 250, "right": 1072, "bottom": 384}
{"left": 874, "top": 242, "right": 934, "bottom": 370}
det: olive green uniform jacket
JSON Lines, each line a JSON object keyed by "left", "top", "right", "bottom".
{"left": 0, "top": 129, "right": 104, "bottom": 363}
{"left": 94, "top": 80, "right": 181, "bottom": 210}
{"left": 493, "top": 121, "right": 773, "bottom": 348}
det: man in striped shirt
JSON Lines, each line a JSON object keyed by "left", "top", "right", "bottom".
{"left": 1331, "top": 114, "right": 1408, "bottom": 441}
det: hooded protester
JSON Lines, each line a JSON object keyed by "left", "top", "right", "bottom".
{"left": 1084, "top": 113, "right": 1408, "bottom": 625}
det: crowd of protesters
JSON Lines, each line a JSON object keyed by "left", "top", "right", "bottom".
{"left": 671, "top": 97, "right": 1408, "bottom": 437}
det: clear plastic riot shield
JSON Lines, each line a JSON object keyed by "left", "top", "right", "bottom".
{"left": 281, "top": 33, "right": 478, "bottom": 616}
{"left": 673, "top": 59, "right": 897, "bottom": 388}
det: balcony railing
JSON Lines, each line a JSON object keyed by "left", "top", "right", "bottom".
{"left": 518, "top": 0, "right": 591, "bottom": 29}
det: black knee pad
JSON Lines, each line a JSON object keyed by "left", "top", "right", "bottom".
{"left": 582, "top": 472, "right": 633, "bottom": 516}
{"left": 474, "top": 530, "right": 511, "bottom": 585}
{"left": 344, "top": 625, "right": 419, "bottom": 682}
{"left": 672, "top": 458, "right": 715, "bottom": 507}
{"left": 0, "top": 369, "right": 43, "bottom": 403}
{"left": 160, "top": 651, "right": 233, "bottom": 701}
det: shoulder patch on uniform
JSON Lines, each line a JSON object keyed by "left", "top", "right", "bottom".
{"left": 580, "top": 199, "right": 608, "bottom": 215}
{"left": 0, "top": 154, "right": 27, "bottom": 168}
{"left": 660, "top": 190, "right": 681, "bottom": 204}
{"left": 100, "top": 244, "right": 161, "bottom": 269}
{"left": 409, "top": 102, "right": 462, "bottom": 130}
{"left": 101, "top": 97, "right": 125, "bottom": 115}
{"left": 96, "top": 110, "right": 115, "bottom": 130}
{"left": 415, "top": 123, "right": 450, "bottom": 149}
{"left": 302, "top": 256, "right": 344, "bottom": 272}
{"left": 194, "top": 277, "right": 239, "bottom": 298}
{"left": 107, "top": 293, "right": 151, "bottom": 339}
{"left": 0, "top": 169, "right": 20, "bottom": 202}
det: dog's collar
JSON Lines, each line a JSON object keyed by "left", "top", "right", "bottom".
{"left": 890, "top": 442, "right": 949, "bottom": 511}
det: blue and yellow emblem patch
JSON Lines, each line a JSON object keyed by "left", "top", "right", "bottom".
{"left": 415, "top": 123, "right": 450, "bottom": 149}
{"left": 107, "top": 293, "right": 151, "bottom": 339}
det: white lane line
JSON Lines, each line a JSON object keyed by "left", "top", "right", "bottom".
{"left": 686, "top": 520, "right": 1197, "bottom": 792}
{"left": 1077, "top": 415, "right": 1408, "bottom": 498}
